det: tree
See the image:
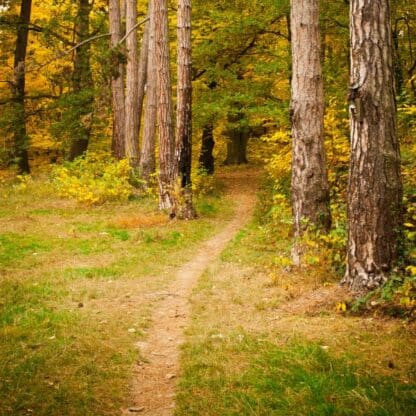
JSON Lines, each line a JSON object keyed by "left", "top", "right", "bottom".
{"left": 342, "top": 0, "right": 402, "bottom": 291}
{"left": 290, "top": 0, "right": 331, "bottom": 239}
{"left": 136, "top": 14, "right": 149, "bottom": 143}
{"left": 109, "top": 0, "right": 126, "bottom": 159}
{"left": 67, "top": 0, "right": 94, "bottom": 161}
{"left": 154, "top": 0, "right": 174, "bottom": 210}
{"left": 140, "top": 0, "right": 157, "bottom": 181}
{"left": 175, "top": 0, "right": 196, "bottom": 218}
{"left": 11, "top": 0, "right": 32, "bottom": 174}
{"left": 125, "top": 0, "right": 140, "bottom": 168}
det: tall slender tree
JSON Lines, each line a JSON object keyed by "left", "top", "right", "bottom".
{"left": 154, "top": 0, "right": 175, "bottom": 211}
{"left": 342, "top": 0, "right": 402, "bottom": 291}
{"left": 137, "top": 16, "right": 149, "bottom": 139}
{"left": 175, "top": 0, "right": 196, "bottom": 219}
{"left": 11, "top": 0, "right": 32, "bottom": 174}
{"left": 290, "top": 0, "right": 331, "bottom": 241}
{"left": 140, "top": 0, "right": 157, "bottom": 181}
{"left": 109, "top": 0, "right": 126, "bottom": 159}
{"left": 125, "top": 0, "right": 140, "bottom": 168}
{"left": 67, "top": 0, "right": 94, "bottom": 161}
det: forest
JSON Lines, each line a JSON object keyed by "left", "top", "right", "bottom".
{"left": 0, "top": 0, "right": 415, "bottom": 415}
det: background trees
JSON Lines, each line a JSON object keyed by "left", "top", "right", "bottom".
{"left": 0, "top": 0, "right": 414, "bottom": 290}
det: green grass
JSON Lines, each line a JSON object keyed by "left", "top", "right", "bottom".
{"left": 177, "top": 336, "right": 416, "bottom": 416}
{"left": 176, "top": 179, "right": 416, "bottom": 416}
{"left": 0, "top": 175, "right": 231, "bottom": 416}
{"left": 0, "top": 233, "right": 52, "bottom": 267}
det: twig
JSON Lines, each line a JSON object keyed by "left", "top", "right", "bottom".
{"left": 24, "top": 17, "right": 149, "bottom": 74}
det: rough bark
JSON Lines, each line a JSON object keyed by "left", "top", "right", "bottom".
{"left": 125, "top": 0, "right": 140, "bottom": 168}
{"left": 140, "top": 0, "right": 156, "bottom": 181}
{"left": 155, "top": 0, "right": 175, "bottom": 211}
{"left": 67, "top": 0, "right": 94, "bottom": 161}
{"left": 137, "top": 17, "right": 149, "bottom": 138}
{"left": 175, "top": 0, "right": 196, "bottom": 219}
{"left": 290, "top": 0, "right": 331, "bottom": 237}
{"left": 198, "top": 124, "right": 215, "bottom": 174}
{"left": 342, "top": 0, "right": 402, "bottom": 291}
{"left": 109, "top": 0, "right": 126, "bottom": 159}
{"left": 11, "top": 0, "right": 32, "bottom": 174}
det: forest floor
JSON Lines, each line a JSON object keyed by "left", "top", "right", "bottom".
{"left": 0, "top": 166, "right": 415, "bottom": 415}
{"left": 122, "top": 169, "right": 258, "bottom": 415}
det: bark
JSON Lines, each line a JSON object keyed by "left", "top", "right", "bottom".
{"left": 109, "top": 0, "right": 126, "bottom": 159}
{"left": 342, "top": 0, "right": 402, "bottom": 291}
{"left": 140, "top": 0, "right": 156, "bottom": 181}
{"left": 125, "top": 0, "right": 140, "bottom": 168}
{"left": 137, "top": 17, "right": 149, "bottom": 138}
{"left": 290, "top": 0, "right": 331, "bottom": 237}
{"left": 67, "top": 0, "right": 94, "bottom": 161}
{"left": 223, "top": 130, "right": 249, "bottom": 165}
{"left": 198, "top": 123, "right": 215, "bottom": 174}
{"left": 11, "top": 0, "right": 32, "bottom": 174}
{"left": 175, "top": 0, "right": 196, "bottom": 219}
{"left": 155, "top": 0, "right": 175, "bottom": 211}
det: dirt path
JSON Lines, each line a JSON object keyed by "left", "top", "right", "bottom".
{"left": 122, "top": 169, "right": 259, "bottom": 415}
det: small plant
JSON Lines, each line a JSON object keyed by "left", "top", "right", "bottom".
{"left": 52, "top": 152, "right": 135, "bottom": 205}
{"left": 192, "top": 169, "right": 217, "bottom": 197}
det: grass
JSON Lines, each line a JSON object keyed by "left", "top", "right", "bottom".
{"left": 178, "top": 336, "right": 416, "bottom": 416}
{"left": 0, "top": 175, "right": 231, "bottom": 416}
{"left": 176, "top": 184, "right": 416, "bottom": 415}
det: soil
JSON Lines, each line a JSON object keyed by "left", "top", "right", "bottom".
{"left": 122, "top": 169, "right": 259, "bottom": 415}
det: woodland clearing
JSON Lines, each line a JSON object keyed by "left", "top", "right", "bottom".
{"left": 0, "top": 167, "right": 415, "bottom": 415}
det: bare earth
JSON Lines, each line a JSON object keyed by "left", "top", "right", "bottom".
{"left": 122, "top": 169, "right": 259, "bottom": 415}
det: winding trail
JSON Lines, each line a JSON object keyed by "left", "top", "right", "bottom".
{"left": 123, "top": 169, "right": 259, "bottom": 415}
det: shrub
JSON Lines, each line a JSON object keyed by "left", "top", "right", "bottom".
{"left": 52, "top": 152, "right": 135, "bottom": 205}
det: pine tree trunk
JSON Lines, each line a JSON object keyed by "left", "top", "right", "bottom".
{"left": 109, "top": 0, "right": 126, "bottom": 159}
{"left": 140, "top": 0, "right": 157, "bottom": 182}
{"left": 154, "top": 0, "right": 175, "bottom": 211}
{"left": 11, "top": 0, "right": 32, "bottom": 174}
{"left": 342, "top": 0, "right": 402, "bottom": 291}
{"left": 175, "top": 0, "right": 196, "bottom": 219}
{"left": 198, "top": 123, "right": 215, "bottom": 174}
{"left": 290, "top": 0, "right": 331, "bottom": 237}
{"left": 125, "top": 0, "right": 140, "bottom": 168}
{"left": 68, "top": 0, "right": 94, "bottom": 161}
{"left": 137, "top": 17, "right": 149, "bottom": 139}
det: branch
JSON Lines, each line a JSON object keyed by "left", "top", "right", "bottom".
{"left": 119, "top": 17, "right": 149, "bottom": 45}
{"left": 25, "top": 17, "right": 149, "bottom": 74}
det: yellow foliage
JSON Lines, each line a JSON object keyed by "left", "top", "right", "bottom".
{"left": 52, "top": 152, "right": 135, "bottom": 205}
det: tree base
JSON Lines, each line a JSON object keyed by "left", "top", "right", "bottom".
{"left": 341, "top": 265, "right": 387, "bottom": 292}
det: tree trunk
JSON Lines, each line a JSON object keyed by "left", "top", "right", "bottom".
{"left": 109, "top": 0, "right": 126, "bottom": 159}
{"left": 137, "top": 17, "right": 149, "bottom": 139}
{"left": 175, "top": 0, "right": 196, "bottom": 219}
{"left": 155, "top": 0, "right": 175, "bottom": 211}
{"left": 11, "top": 0, "right": 32, "bottom": 174}
{"left": 198, "top": 123, "right": 215, "bottom": 174}
{"left": 290, "top": 0, "right": 331, "bottom": 237}
{"left": 125, "top": 0, "right": 140, "bottom": 168}
{"left": 223, "top": 130, "right": 249, "bottom": 165}
{"left": 342, "top": 0, "right": 402, "bottom": 291}
{"left": 68, "top": 0, "right": 94, "bottom": 161}
{"left": 140, "top": 0, "right": 156, "bottom": 181}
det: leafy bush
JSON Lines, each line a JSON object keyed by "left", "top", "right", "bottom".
{"left": 192, "top": 169, "right": 217, "bottom": 197}
{"left": 52, "top": 152, "right": 135, "bottom": 204}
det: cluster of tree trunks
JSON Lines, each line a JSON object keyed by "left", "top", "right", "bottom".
{"left": 290, "top": 0, "right": 402, "bottom": 290}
